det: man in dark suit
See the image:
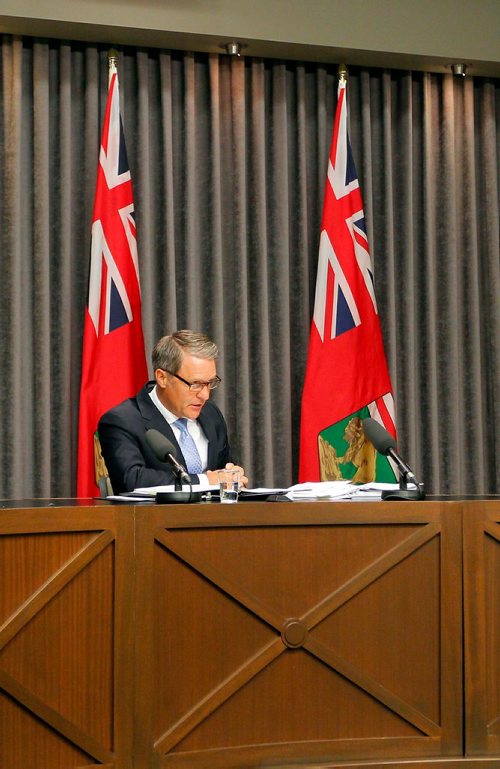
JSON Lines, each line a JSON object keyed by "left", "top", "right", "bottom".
{"left": 98, "top": 330, "right": 247, "bottom": 493}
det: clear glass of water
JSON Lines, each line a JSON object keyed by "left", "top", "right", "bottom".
{"left": 218, "top": 468, "right": 240, "bottom": 503}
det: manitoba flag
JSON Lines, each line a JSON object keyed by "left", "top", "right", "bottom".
{"left": 299, "top": 76, "right": 397, "bottom": 484}
{"left": 77, "top": 59, "right": 148, "bottom": 497}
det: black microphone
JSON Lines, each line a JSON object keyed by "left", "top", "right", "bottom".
{"left": 362, "top": 418, "right": 425, "bottom": 500}
{"left": 145, "top": 429, "right": 192, "bottom": 486}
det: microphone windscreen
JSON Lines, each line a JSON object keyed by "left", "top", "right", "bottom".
{"left": 362, "top": 418, "right": 397, "bottom": 456}
{"left": 145, "top": 429, "right": 176, "bottom": 462}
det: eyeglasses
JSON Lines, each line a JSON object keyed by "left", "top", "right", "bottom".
{"left": 162, "top": 369, "right": 221, "bottom": 393}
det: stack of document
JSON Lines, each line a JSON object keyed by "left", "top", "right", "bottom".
{"left": 106, "top": 484, "right": 212, "bottom": 502}
{"left": 106, "top": 481, "right": 401, "bottom": 503}
{"left": 285, "top": 481, "right": 401, "bottom": 501}
{"left": 285, "top": 481, "right": 353, "bottom": 500}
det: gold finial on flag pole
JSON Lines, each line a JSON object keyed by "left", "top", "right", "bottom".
{"left": 338, "top": 63, "right": 348, "bottom": 82}
{"left": 107, "top": 48, "right": 119, "bottom": 71}
{"left": 107, "top": 48, "right": 119, "bottom": 84}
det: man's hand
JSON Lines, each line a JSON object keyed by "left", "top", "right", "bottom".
{"left": 206, "top": 462, "right": 248, "bottom": 488}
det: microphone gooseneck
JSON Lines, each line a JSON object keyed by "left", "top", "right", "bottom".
{"left": 362, "top": 418, "right": 425, "bottom": 501}
{"left": 144, "top": 427, "right": 205, "bottom": 504}
{"left": 145, "top": 428, "right": 192, "bottom": 487}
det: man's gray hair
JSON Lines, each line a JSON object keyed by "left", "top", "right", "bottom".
{"left": 152, "top": 330, "right": 219, "bottom": 373}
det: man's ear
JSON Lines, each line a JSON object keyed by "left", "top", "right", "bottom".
{"left": 155, "top": 368, "right": 168, "bottom": 389}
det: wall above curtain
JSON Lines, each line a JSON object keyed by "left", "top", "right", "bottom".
{"left": 2, "top": 0, "right": 500, "bottom": 77}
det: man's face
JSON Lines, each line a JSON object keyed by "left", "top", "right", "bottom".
{"left": 155, "top": 353, "right": 217, "bottom": 420}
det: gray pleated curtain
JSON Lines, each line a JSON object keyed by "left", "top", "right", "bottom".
{"left": 0, "top": 34, "right": 499, "bottom": 497}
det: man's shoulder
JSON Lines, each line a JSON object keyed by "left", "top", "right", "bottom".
{"left": 199, "top": 399, "right": 226, "bottom": 425}
{"left": 99, "top": 383, "right": 154, "bottom": 423}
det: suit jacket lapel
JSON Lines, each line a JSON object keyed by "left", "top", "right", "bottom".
{"left": 136, "top": 383, "right": 182, "bottom": 453}
{"left": 199, "top": 406, "right": 218, "bottom": 469}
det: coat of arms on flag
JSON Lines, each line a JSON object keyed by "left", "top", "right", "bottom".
{"left": 299, "top": 68, "right": 397, "bottom": 484}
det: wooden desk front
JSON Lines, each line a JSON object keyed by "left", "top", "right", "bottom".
{"left": 0, "top": 499, "right": 498, "bottom": 769}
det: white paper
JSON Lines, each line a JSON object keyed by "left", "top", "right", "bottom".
{"left": 285, "top": 481, "right": 355, "bottom": 500}
{"left": 107, "top": 481, "right": 403, "bottom": 503}
{"left": 352, "top": 483, "right": 406, "bottom": 497}
{"left": 132, "top": 484, "right": 217, "bottom": 496}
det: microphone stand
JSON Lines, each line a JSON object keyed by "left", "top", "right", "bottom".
{"left": 156, "top": 469, "right": 201, "bottom": 504}
{"left": 381, "top": 470, "right": 426, "bottom": 501}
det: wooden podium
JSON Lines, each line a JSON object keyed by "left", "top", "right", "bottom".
{"left": 0, "top": 499, "right": 499, "bottom": 768}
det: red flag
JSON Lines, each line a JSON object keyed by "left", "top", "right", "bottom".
{"left": 299, "top": 77, "right": 396, "bottom": 484}
{"left": 77, "top": 62, "right": 148, "bottom": 497}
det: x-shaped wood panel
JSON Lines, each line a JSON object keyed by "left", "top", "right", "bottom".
{"left": 153, "top": 521, "right": 443, "bottom": 755}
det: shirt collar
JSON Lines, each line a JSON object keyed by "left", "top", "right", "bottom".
{"left": 149, "top": 385, "right": 198, "bottom": 426}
